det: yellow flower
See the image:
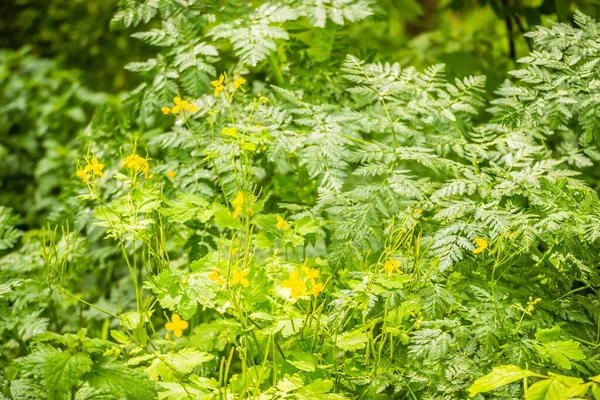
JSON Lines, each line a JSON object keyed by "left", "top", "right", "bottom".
{"left": 232, "top": 268, "right": 250, "bottom": 287}
{"left": 302, "top": 266, "right": 320, "bottom": 280}
{"left": 208, "top": 270, "right": 226, "bottom": 286}
{"left": 162, "top": 96, "right": 197, "bottom": 115}
{"left": 384, "top": 259, "right": 401, "bottom": 275}
{"left": 232, "top": 192, "right": 244, "bottom": 218}
{"left": 276, "top": 215, "right": 289, "bottom": 231}
{"left": 282, "top": 271, "right": 306, "bottom": 299}
{"left": 121, "top": 154, "right": 149, "bottom": 177}
{"left": 473, "top": 238, "right": 488, "bottom": 254}
{"left": 233, "top": 74, "right": 246, "bottom": 92}
{"left": 221, "top": 127, "right": 238, "bottom": 137}
{"left": 311, "top": 281, "right": 324, "bottom": 297}
{"left": 172, "top": 96, "right": 184, "bottom": 114}
{"left": 143, "top": 162, "right": 150, "bottom": 179}
{"left": 84, "top": 157, "right": 104, "bottom": 177}
{"left": 211, "top": 74, "right": 225, "bottom": 97}
{"left": 76, "top": 169, "right": 89, "bottom": 183}
{"left": 167, "top": 170, "right": 176, "bottom": 179}
{"left": 165, "top": 314, "right": 188, "bottom": 338}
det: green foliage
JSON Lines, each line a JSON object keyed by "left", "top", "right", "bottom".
{"left": 3, "top": 0, "right": 600, "bottom": 399}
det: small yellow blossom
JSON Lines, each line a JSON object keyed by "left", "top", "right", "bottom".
{"left": 302, "top": 267, "right": 320, "bottom": 280}
{"left": 233, "top": 74, "right": 246, "bottom": 92}
{"left": 526, "top": 296, "right": 542, "bottom": 312}
{"left": 172, "top": 96, "right": 184, "bottom": 114}
{"left": 232, "top": 268, "right": 250, "bottom": 287}
{"left": 208, "top": 270, "right": 226, "bottom": 286}
{"left": 122, "top": 154, "right": 145, "bottom": 170}
{"left": 143, "top": 162, "right": 150, "bottom": 179}
{"left": 384, "top": 259, "right": 401, "bottom": 275}
{"left": 276, "top": 215, "right": 289, "bottom": 231}
{"left": 76, "top": 169, "right": 89, "bottom": 183}
{"left": 165, "top": 314, "right": 188, "bottom": 338}
{"left": 162, "top": 96, "right": 197, "bottom": 115}
{"left": 122, "top": 154, "right": 150, "bottom": 178}
{"left": 311, "top": 281, "right": 324, "bottom": 297}
{"left": 282, "top": 271, "right": 306, "bottom": 299}
{"left": 167, "top": 170, "right": 176, "bottom": 179}
{"left": 232, "top": 192, "right": 244, "bottom": 218}
{"left": 473, "top": 238, "right": 488, "bottom": 254}
{"left": 211, "top": 74, "right": 225, "bottom": 97}
{"left": 84, "top": 157, "right": 104, "bottom": 177}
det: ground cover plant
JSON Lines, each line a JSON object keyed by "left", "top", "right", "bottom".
{"left": 3, "top": 0, "right": 600, "bottom": 399}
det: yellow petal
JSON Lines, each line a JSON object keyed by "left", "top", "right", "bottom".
{"left": 474, "top": 237, "right": 488, "bottom": 248}
{"left": 473, "top": 237, "right": 488, "bottom": 254}
{"left": 221, "top": 127, "right": 238, "bottom": 137}
{"left": 173, "top": 96, "right": 182, "bottom": 105}
{"left": 172, "top": 105, "right": 181, "bottom": 114}
{"left": 165, "top": 322, "right": 176, "bottom": 331}
{"left": 178, "top": 320, "right": 189, "bottom": 329}
{"left": 162, "top": 107, "right": 171, "bottom": 114}
{"left": 174, "top": 329, "right": 183, "bottom": 338}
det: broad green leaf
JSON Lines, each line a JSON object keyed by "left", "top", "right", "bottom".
{"left": 45, "top": 352, "right": 93, "bottom": 397}
{"left": 536, "top": 326, "right": 562, "bottom": 343}
{"left": 592, "top": 383, "right": 600, "bottom": 399}
{"left": 146, "top": 349, "right": 214, "bottom": 381}
{"left": 212, "top": 203, "right": 242, "bottom": 230}
{"left": 537, "top": 340, "right": 585, "bottom": 370}
{"left": 468, "top": 365, "right": 538, "bottom": 397}
{"left": 337, "top": 329, "right": 369, "bottom": 351}
{"left": 526, "top": 375, "right": 585, "bottom": 400}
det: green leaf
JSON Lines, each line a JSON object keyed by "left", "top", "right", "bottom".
{"left": 146, "top": 349, "right": 214, "bottom": 381}
{"left": 87, "top": 359, "right": 156, "bottom": 400}
{"left": 526, "top": 375, "right": 585, "bottom": 400}
{"left": 468, "top": 365, "right": 538, "bottom": 397}
{"left": 336, "top": 329, "right": 369, "bottom": 351}
{"left": 537, "top": 340, "right": 585, "bottom": 370}
{"left": 212, "top": 203, "right": 242, "bottom": 230}
{"left": 536, "top": 326, "right": 562, "bottom": 343}
{"left": 45, "top": 352, "right": 93, "bottom": 397}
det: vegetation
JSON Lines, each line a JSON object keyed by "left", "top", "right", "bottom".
{"left": 2, "top": 0, "right": 600, "bottom": 399}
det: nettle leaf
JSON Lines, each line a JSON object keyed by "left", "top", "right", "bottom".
{"left": 45, "top": 352, "right": 93, "bottom": 398}
{"left": 468, "top": 365, "right": 538, "bottom": 397}
{"left": 86, "top": 359, "right": 156, "bottom": 400}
